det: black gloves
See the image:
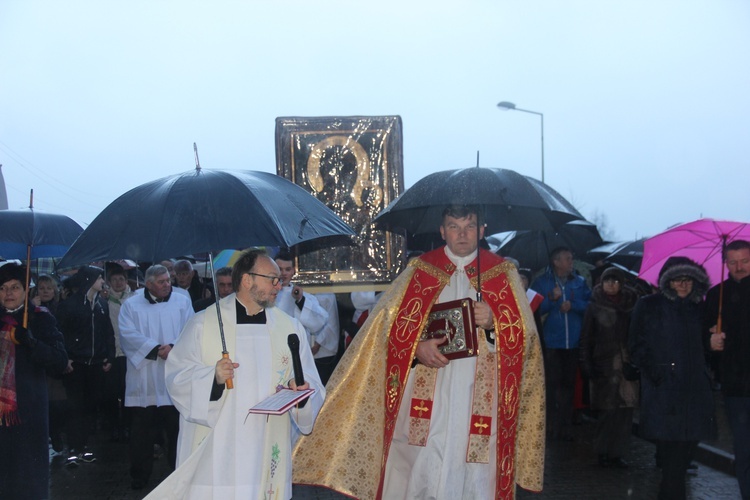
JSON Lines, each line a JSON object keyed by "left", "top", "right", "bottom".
{"left": 12, "top": 325, "right": 37, "bottom": 349}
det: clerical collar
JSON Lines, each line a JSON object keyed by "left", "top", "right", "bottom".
{"left": 444, "top": 246, "right": 477, "bottom": 268}
{"left": 236, "top": 299, "right": 267, "bottom": 324}
{"left": 144, "top": 288, "right": 171, "bottom": 304}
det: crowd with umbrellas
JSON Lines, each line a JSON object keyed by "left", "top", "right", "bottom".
{"left": 1, "top": 160, "right": 748, "bottom": 499}
{"left": 1, "top": 165, "right": 746, "bottom": 324}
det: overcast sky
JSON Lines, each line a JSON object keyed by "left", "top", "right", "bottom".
{"left": 1, "top": 0, "right": 748, "bottom": 244}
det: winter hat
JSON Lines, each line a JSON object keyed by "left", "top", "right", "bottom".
{"left": 0, "top": 263, "right": 26, "bottom": 288}
{"left": 76, "top": 265, "right": 104, "bottom": 291}
{"left": 601, "top": 267, "right": 625, "bottom": 283}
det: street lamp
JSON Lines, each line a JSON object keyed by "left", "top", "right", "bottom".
{"left": 497, "top": 101, "right": 545, "bottom": 183}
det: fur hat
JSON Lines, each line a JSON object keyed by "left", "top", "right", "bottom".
{"left": 0, "top": 263, "right": 26, "bottom": 288}
{"left": 76, "top": 265, "right": 104, "bottom": 291}
{"left": 658, "top": 256, "right": 710, "bottom": 303}
{"left": 601, "top": 267, "right": 625, "bottom": 283}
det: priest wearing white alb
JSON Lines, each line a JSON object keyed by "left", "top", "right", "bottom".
{"left": 151, "top": 249, "right": 325, "bottom": 499}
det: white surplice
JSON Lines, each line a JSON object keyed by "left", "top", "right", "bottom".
{"left": 149, "top": 296, "right": 324, "bottom": 500}
{"left": 382, "top": 247, "right": 498, "bottom": 499}
{"left": 119, "top": 289, "right": 195, "bottom": 407}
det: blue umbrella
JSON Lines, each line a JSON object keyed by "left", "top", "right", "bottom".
{"left": 0, "top": 208, "right": 83, "bottom": 260}
{"left": 0, "top": 192, "right": 84, "bottom": 327}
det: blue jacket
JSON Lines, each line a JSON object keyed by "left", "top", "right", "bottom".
{"left": 531, "top": 270, "right": 591, "bottom": 349}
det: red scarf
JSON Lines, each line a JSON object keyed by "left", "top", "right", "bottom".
{"left": 0, "top": 314, "right": 19, "bottom": 426}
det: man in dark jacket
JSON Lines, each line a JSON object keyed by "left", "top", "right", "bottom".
{"left": 56, "top": 265, "right": 116, "bottom": 466}
{"left": 630, "top": 257, "right": 715, "bottom": 500}
{"left": 706, "top": 239, "right": 750, "bottom": 499}
{"left": 0, "top": 263, "right": 68, "bottom": 499}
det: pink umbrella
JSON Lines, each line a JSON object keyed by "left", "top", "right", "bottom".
{"left": 639, "top": 218, "right": 750, "bottom": 288}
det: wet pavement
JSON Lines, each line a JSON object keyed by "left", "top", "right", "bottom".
{"left": 49, "top": 412, "right": 741, "bottom": 499}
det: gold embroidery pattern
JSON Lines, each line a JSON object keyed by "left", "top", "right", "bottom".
{"left": 497, "top": 278, "right": 511, "bottom": 301}
{"left": 386, "top": 366, "right": 401, "bottom": 413}
{"left": 411, "top": 258, "right": 451, "bottom": 284}
{"left": 497, "top": 304, "right": 522, "bottom": 350}
{"left": 412, "top": 400, "right": 429, "bottom": 417}
{"left": 410, "top": 272, "right": 443, "bottom": 297}
{"left": 500, "top": 372, "right": 520, "bottom": 430}
{"left": 408, "top": 365, "right": 438, "bottom": 446}
{"left": 498, "top": 441, "right": 515, "bottom": 493}
{"left": 466, "top": 350, "right": 495, "bottom": 463}
{"left": 473, "top": 417, "right": 490, "bottom": 433}
{"left": 393, "top": 298, "right": 422, "bottom": 342}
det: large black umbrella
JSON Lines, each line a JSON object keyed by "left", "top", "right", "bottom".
{"left": 488, "top": 220, "right": 603, "bottom": 272}
{"left": 373, "top": 167, "right": 584, "bottom": 236}
{"left": 59, "top": 166, "right": 355, "bottom": 390}
{"left": 59, "top": 168, "right": 356, "bottom": 268}
{"left": 373, "top": 166, "right": 584, "bottom": 299}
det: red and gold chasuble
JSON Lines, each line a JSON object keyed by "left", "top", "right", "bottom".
{"left": 378, "top": 248, "right": 526, "bottom": 500}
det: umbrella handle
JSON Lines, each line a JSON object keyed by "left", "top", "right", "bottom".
{"left": 22, "top": 244, "right": 31, "bottom": 328}
{"left": 223, "top": 352, "right": 234, "bottom": 390}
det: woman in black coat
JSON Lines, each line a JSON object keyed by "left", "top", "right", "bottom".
{"left": 0, "top": 264, "right": 68, "bottom": 499}
{"left": 629, "top": 256, "right": 715, "bottom": 500}
{"left": 580, "top": 267, "right": 639, "bottom": 468}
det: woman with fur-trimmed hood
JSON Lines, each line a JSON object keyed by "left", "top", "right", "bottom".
{"left": 629, "top": 256, "right": 715, "bottom": 500}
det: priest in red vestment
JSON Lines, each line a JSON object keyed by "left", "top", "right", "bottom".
{"left": 293, "top": 205, "right": 545, "bottom": 500}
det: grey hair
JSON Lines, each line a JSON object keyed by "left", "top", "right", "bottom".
{"left": 145, "top": 265, "right": 169, "bottom": 283}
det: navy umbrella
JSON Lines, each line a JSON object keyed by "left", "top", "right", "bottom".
{"left": 0, "top": 192, "right": 84, "bottom": 327}
{"left": 59, "top": 167, "right": 356, "bottom": 268}
{"left": 373, "top": 167, "right": 584, "bottom": 236}
{"left": 0, "top": 208, "right": 83, "bottom": 260}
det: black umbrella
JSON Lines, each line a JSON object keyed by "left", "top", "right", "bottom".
{"left": 373, "top": 166, "right": 584, "bottom": 300}
{"left": 59, "top": 166, "right": 355, "bottom": 390}
{"left": 488, "top": 220, "right": 603, "bottom": 272}
{"left": 373, "top": 167, "right": 584, "bottom": 236}
{"left": 59, "top": 167, "right": 356, "bottom": 267}
{"left": 587, "top": 238, "right": 645, "bottom": 272}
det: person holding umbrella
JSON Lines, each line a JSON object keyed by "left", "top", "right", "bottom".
{"left": 0, "top": 263, "right": 68, "bottom": 499}
{"left": 293, "top": 205, "right": 545, "bottom": 500}
{"left": 152, "top": 249, "right": 324, "bottom": 499}
{"left": 705, "top": 239, "right": 750, "bottom": 499}
{"left": 629, "top": 256, "right": 715, "bottom": 500}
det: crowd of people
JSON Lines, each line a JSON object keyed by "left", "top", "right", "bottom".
{"left": 0, "top": 208, "right": 748, "bottom": 500}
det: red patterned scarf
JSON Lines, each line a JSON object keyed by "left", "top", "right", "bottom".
{"left": 0, "top": 314, "right": 19, "bottom": 426}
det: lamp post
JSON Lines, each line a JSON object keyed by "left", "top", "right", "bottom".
{"left": 497, "top": 101, "right": 545, "bottom": 183}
